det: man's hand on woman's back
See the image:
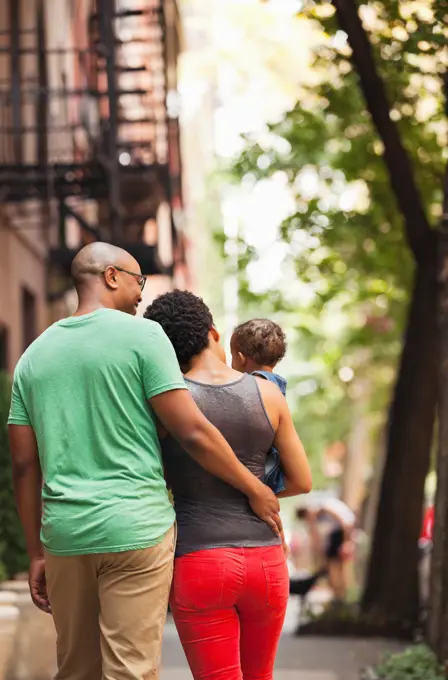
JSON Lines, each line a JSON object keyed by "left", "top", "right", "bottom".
{"left": 150, "top": 389, "right": 283, "bottom": 537}
{"left": 248, "top": 487, "right": 283, "bottom": 539}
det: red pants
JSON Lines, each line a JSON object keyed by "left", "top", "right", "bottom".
{"left": 170, "top": 545, "right": 289, "bottom": 680}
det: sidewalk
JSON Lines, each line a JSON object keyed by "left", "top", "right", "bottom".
{"left": 160, "top": 599, "right": 405, "bottom": 680}
{"left": 0, "top": 591, "right": 405, "bottom": 680}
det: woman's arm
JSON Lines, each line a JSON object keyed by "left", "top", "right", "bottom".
{"left": 274, "top": 395, "right": 312, "bottom": 497}
{"left": 256, "top": 380, "right": 312, "bottom": 498}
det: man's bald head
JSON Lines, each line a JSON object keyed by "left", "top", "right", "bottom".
{"left": 71, "top": 242, "right": 143, "bottom": 316}
{"left": 71, "top": 242, "right": 138, "bottom": 288}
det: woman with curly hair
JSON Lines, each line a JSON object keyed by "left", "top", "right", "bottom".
{"left": 144, "top": 291, "right": 311, "bottom": 680}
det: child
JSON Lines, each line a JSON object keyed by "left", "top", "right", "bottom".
{"left": 230, "top": 319, "right": 287, "bottom": 494}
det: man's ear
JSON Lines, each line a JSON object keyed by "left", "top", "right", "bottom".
{"left": 104, "top": 265, "right": 119, "bottom": 290}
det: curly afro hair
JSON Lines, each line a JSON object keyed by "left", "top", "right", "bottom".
{"left": 232, "top": 318, "right": 287, "bottom": 367}
{"left": 144, "top": 290, "right": 214, "bottom": 366}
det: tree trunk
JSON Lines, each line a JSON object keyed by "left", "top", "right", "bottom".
{"left": 328, "top": 0, "right": 441, "bottom": 636}
{"left": 331, "top": 0, "right": 430, "bottom": 258}
{"left": 362, "top": 231, "right": 438, "bottom": 632}
{"left": 356, "top": 437, "right": 386, "bottom": 594}
{"left": 428, "top": 157, "right": 448, "bottom": 667}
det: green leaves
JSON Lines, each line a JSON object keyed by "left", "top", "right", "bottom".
{"left": 226, "top": 0, "right": 445, "bottom": 479}
{"left": 375, "top": 645, "right": 445, "bottom": 680}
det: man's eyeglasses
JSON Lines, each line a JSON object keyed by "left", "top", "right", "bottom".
{"left": 109, "top": 266, "right": 147, "bottom": 291}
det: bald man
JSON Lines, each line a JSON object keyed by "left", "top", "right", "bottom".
{"left": 8, "top": 243, "right": 281, "bottom": 680}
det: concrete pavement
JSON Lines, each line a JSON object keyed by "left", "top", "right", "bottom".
{"left": 161, "top": 672, "right": 335, "bottom": 679}
{"left": 0, "top": 589, "right": 404, "bottom": 680}
{"left": 160, "top": 598, "right": 404, "bottom": 680}
{"left": 160, "top": 616, "right": 337, "bottom": 680}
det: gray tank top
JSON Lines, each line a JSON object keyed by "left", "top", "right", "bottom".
{"left": 162, "top": 373, "right": 282, "bottom": 557}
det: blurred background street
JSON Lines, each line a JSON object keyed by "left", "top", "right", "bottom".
{"left": 0, "top": 0, "right": 447, "bottom": 678}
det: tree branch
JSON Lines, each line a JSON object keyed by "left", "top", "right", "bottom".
{"left": 331, "top": 0, "right": 431, "bottom": 260}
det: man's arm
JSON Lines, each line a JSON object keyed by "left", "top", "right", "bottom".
{"left": 150, "top": 389, "right": 283, "bottom": 535}
{"left": 8, "top": 424, "right": 51, "bottom": 613}
{"left": 8, "top": 424, "right": 42, "bottom": 560}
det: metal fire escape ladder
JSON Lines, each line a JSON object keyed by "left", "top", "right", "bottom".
{"left": 0, "top": 0, "right": 182, "bottom": 286}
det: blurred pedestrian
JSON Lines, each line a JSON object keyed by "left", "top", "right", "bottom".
{"left": 297, "top": 497, "right": 356, "bottom": 602}
{"left": 419, "top": 502, "right": 434, "bottom": 609}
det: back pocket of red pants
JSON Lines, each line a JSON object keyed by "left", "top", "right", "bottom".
{"left": 262, "top": 559, "right": 289, "bottom": 610}
{"left": 172, "top": 558, "right": 224, "bottom": 610}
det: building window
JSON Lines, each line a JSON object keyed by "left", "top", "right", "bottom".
{"left": 0, "top": 326, "right": 8, "bottom": 372}
{"left": 22, "top": 288, "right": 37, "bottom": 352}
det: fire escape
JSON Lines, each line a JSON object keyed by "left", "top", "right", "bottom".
{"left": 0, "top": 0, "right": 184, "bottom": 300}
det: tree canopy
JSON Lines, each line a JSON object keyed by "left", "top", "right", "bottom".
{"left": 228, "top": 0, "right": 446, "bottom": 485}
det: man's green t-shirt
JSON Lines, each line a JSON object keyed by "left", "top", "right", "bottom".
{"left": 8, "top": 309, "right": 186, "bottom": 556}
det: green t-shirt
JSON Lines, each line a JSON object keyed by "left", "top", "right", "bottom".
{"left": 8, "top": 308, "right": 186, "bottom": 556}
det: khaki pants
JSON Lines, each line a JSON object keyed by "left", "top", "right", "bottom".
{"left": 45, "top": 526, "right": 175, "bottom": 680}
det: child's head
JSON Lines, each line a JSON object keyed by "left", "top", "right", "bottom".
{"left": 230, "top": 318, "right": 287, "bottom": 373}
